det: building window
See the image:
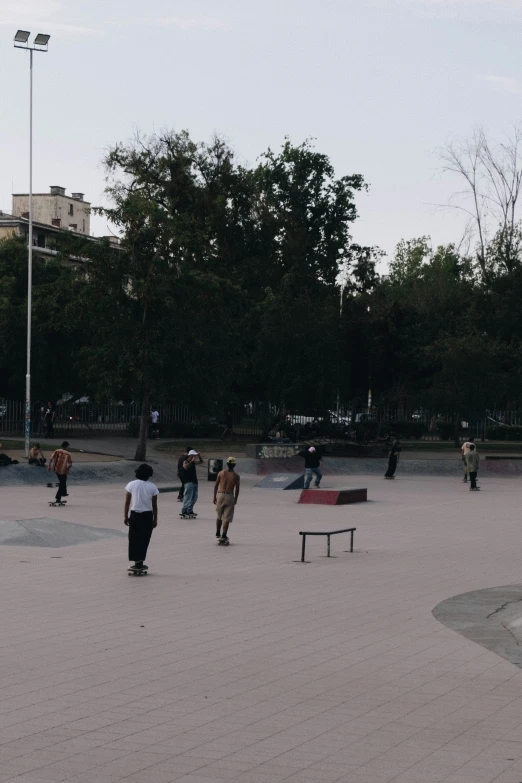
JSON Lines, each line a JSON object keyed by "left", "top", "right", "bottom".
{"left": 52, "top": 218, "right": 61, "bottom": 227}
{"left": 69, "top": 204, "right": 74, "bottom": 216}
{"left": 82, "top": 219, "right": 85, "bottom": 233}
{"left": 69, "top": 224, "right": 77, "bottom": 231}
{"left": 21, "top": 212, "right": 29, "bottom": 219}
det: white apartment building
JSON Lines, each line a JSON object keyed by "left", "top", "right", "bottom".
{"left": 12, "top": 185, "right": 91, "bottom": 235}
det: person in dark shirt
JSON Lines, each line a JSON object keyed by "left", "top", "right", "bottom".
{"left": 384, "top": 438, "right": 401, "bottom": 479}
{"left": 177, "top": 446, "right": 191, "bottom": 501}
{"left": 44, "top": 402, "right": 55, "bottom": 438}
{"left": 299, "top": 446, "right": 323, "bottom": 489}
{"left": 181, "top": 449, "right": 203, "bottom": 517}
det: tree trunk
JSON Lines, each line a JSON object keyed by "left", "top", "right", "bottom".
{"left": 134, "top": 391, "right": 150, "bottom": 462}
{"left": 453, "top": 413, "right": 460, "bottom": 449}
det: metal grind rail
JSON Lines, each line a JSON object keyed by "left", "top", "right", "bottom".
{"left": 299, "top": 527, "right": 356, "bottom": 562}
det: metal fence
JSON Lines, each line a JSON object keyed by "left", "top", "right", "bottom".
{"left": 1, "top": 400, "right": 522, "bottom": 441}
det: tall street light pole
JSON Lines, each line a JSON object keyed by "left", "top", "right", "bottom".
{"left": 14, "top": 30, "right": 50, "bottom": 457}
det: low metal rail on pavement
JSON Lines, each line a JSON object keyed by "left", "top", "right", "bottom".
{"left": 299, "top": 528, "right": 356, "bottom": 562}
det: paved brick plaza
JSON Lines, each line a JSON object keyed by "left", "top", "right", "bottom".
{"left": 1, "top": 472, "right": 522, "bottom": 782}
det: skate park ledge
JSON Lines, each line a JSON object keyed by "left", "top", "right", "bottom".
{"left": 0, "top": 461, "right": 178, "bottom": 487}
{"left": 242, "top": 453, "right": 522, "bottom": 477}
{"left": 298, "top": 488, "right": 368, "bottom": 505}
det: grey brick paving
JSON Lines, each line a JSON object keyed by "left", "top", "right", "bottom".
{"left": 0, "top": 474, "right": 522, "bottom": 781}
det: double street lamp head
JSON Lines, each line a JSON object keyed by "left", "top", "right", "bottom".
{"left": 14, "top": 30, "right": 50, "bottom": 50}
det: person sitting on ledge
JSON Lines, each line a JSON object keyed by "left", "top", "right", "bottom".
{"left": 28, "top": 443, "right": 46, "bottom": 466}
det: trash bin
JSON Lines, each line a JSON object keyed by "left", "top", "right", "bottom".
{"left": 208, "top": 458, "right": 223, "bottom": 481}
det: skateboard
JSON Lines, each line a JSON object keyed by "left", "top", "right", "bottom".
{"left": 218, "top": 537, "right": 229, "bottom": 546}
{"left": 128, "top": 567, "right": 148, "bottom": 576}
{"left": 49, "top": 501, "right": 67, "bottom": 507}
{"left": 179, "top": 513, "right": 197, "bottom": 519}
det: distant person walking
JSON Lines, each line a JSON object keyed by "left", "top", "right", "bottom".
{"left": 124, "top": 463, "right": 159, "bottom": 572}
{"left": 28, "top": 443, "right": 46, "bottom": 466}
{"left": 177, "top": 446, "right": 190, "bottom": 501}
{"left": 465, "top": 444, "right": 480, "bottom": 491}
{"left": 150, "top": 408, "right": 160, "bottom": 439}
{"left": 221, "top": 408, "right": 233, "bottom": 439}
{"left": 214, "top": 457, "right": 240, "bottom": 543}
{"left": 181, "top": 449, "right": 203, "bottom": 518}
{"left": 36, "top": 402, "right": 45, "bottom": 435}
{"left": 299, "top": 446, "right": 323, "bottom": 489}
{"left": 461, "top": 436, "right": 476, "bottom": 483}
{"left": 384, "top": 438, "right": 401, "bottom": 479}
{"left": 44, "top": 402, "right": 55, "bottom": 439}
{"left": 49, "top": 441, "right": 72, "bottom": 503}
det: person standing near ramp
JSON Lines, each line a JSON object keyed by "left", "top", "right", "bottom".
{"left": 214, "top": 457, "right": 240, "bottom": 544}
{"left": 384, "top": 438, "right": 401, "bottom": 479}
{"left": 299, "top": 446, "right": 323, "bottom": 489}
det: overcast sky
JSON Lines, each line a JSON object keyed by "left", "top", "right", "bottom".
{"left": 1, "top": 0, "right": 521, "bottom": 262}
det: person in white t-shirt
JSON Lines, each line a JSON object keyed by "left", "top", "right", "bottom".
{"left": 150, "top": 408, "right": 160, "bottom": 439}
{"left": 124, "top": 463, "right": 159, "bottom": 572}
{"left": 460, "top": 436, "right": 476, "bottom": 483}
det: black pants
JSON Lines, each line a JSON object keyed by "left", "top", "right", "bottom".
{"left": 56, "top": 472, "right": 67, "bottom": 501}
{"left": 46, "top": 420, "right": 54, "bottom": 438}
{"left": 29, "top": 458, "right": 45, "bottom": 466}
{"left": 128, "top": 510, "right": 153, "bottom": 563}
{"left": 469, "top": 471, "right": 478, "bottom": 489}
{"left": 385, "top": 455, "right": 398, "bottom": 478}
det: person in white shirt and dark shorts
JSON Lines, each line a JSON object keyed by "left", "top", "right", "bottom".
{"left": 124, "top": 464, "right": 159, "bottom": 572}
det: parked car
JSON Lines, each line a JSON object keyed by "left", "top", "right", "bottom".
{"left": 355, "top": 413, "right": 377, "bottom": 424}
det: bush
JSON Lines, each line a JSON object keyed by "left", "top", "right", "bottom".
{"left": 391, "top": 422, "right": 425, "bottom": 440}
{"left": 354, "top": 423, "right": 379, "bottom": 442}
{"left": 436, "top": 422, "right": 455, "bottom": 440}
{"left": 486, "top": 426, "right": 522, "bottom": 441}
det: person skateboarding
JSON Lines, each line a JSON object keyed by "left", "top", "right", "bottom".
{"left": 298, "top": 446, "right": 323, "bottom": 489}
{"left": 461, "top": 436, "right": 476, "bottom": 483}
{"left": 214, "top": 457, "right": 240, "bottom": 543}
{"left": 124, "top": 463, "right": 159, "bottom": 572}
{"left": 384, "top": 438, "right": 401, "bottom": 479}
{"left": 177, "top": 446, "right": 190, "bottom": 501}
{"left": 181, "top": 449, "right": 203, "bottom": 518}
{"left": 465, "top": 443, "right": 480, "bottom": 491}
{"left": 49, "top": 441, "right": 72, "bottom": 503}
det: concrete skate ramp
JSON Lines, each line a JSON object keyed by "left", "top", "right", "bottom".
{"left": 434, "top": 585, "right": 522, "bottom": 669}
{"left": 0, "top": 461, "right": 177, "bottom": 488}
{"left": 252, "top": 456, "right": 463, "bottom": 476}
{"left": 255, "top": 473, "right": 305, "bottom": 490}
{"left": 0, "top": 518, "right": 125, "bottom": 548}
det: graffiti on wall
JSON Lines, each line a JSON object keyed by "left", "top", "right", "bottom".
{"left": 258, "top": 444, "right": 300, "bottom": 459}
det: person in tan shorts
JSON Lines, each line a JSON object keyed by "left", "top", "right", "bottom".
{"left": 213, "top": 457, "right": 240, "bottom": 543}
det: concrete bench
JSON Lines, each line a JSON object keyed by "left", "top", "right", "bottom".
{"left": 299, "top": 528, "right": 356, "bottom": 562}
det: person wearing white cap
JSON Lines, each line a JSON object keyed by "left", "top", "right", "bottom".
{"left": 180, "top": 449, "right": 203, "bottom": 518}
{"left": 213, "top": 457, "right": 240, "bottom": 544}
{"left": 298, "top": 446, "right": 323, "bottom": 489}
